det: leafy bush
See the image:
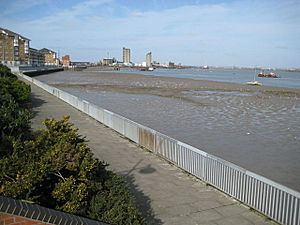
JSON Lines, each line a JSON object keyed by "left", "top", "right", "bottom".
{"left": 0, "top": 77, "right": 31, "bottom": 104}
{"left": 88, "top": 174, "right": 144, "bottom": 225}
{"left": 0, "top": 64, "right": 144, "bottom": 224}
{"left": 0, "top": 117, "right": 145, "bottom": 225}
{"left": 0, "top": 64, "right": 16, "bottom": 78}
{"left": 0, "top": 65, "right": 31, "bottom": 156}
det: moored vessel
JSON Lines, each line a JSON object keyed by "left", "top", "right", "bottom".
{"left": 257, "top": 71, "right": 279, "bottom": 78}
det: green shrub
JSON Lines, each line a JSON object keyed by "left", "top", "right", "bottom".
{"left": 0, "top": 96, "right": 31, "bottom": 135}
{"left": 0, "top": 77, "right": 31, "bottom": 104}
{"left": 0, "top": 65, "right": 144, "bottom": 224}
{"left": 0, "top": 71, "right": 31, "bottom": 156}
{"left": 0, "top": 117, "right": 145, "bottom": 225}
{"left": 0, "top": 64, "right": 16, "bottom": 78}
{"left": 88, "top": 174, "right": 145, "bottom": 225}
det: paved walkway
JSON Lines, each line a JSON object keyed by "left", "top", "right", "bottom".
{"left": 27, "top": 80, "right": 275, "bottom": 225}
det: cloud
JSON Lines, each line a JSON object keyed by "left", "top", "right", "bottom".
{"left": 2, "top": 0, "right": 50, "bottom": 15}
{"left": 1, "top": 0, "right": 300, "bottom": 67}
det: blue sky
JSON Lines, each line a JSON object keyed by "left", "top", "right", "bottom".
{"left": 1, "top": 0, "right": 300, "bottom": 68}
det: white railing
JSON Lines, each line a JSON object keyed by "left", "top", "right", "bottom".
{"left": 19, "top": 73, "right": 300, "bottom": 225}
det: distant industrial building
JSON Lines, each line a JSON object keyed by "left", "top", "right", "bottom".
{"left": 102, "top": 57, "right": 116, "bottom": 66}
{"left": 146, "top": 52, "right": 152, "bottom": 67}
{"left": 152, "top": 60, "right": 160, "bottom": 67}
{"left": 168, "top": 62, "right": 175, "bottom": 68}
{"left": 122, "top": 47, "right": 131, "bottom": 65}
{"left": 0, "top": 27, "right": 30, "bottom": 65}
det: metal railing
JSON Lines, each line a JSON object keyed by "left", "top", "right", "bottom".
{"left": 19, "top": 73, "right": 300, "bottom": 225}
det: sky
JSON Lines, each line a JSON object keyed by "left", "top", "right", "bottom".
{"left": 1, "top": 0, "right": 300, "bottom": 68}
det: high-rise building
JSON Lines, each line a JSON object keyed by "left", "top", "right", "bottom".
{"left": 122, "top": 47, "right": 131, "bottom": 65}
{"left": 0, "top": 27, "right": 30, "bottom": 65}
{"left": 146, "top": 52, "right": 152, "bottom": 67}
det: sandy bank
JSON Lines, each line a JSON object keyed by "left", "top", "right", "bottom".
{"left": 49, "top": 71, "right": 300, "bottom": 101}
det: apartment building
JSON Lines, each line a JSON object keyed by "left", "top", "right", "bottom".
{"left": 122, "top": 47, "right": 131, "bottom": 65}
{"left": 62, "top": 55, "right": 70, "bottom": 67}
{"left": 0, "top": 27, "right": 30, "bottom": 65}
{"left": 29, "top": 48, "right": 45, "bottom": 66}
{"left": 146, "top": 52, "right": 152, "bottom": 67}
{"left": 39, "top": 48, "right": 58, "bottom": 65}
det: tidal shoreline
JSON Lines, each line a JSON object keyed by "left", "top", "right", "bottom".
{"left": 51, "top": 70, "right": 300, "bottom": 99}
{"left": 36, "top": 70, "right": 300, "bottom": 191}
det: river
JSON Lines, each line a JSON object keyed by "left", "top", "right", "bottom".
{"left": 35, "top": 68, "right": 300, "bottom": 191}
{"left": 113, "top": 67, "right": 300, "bottom": 89}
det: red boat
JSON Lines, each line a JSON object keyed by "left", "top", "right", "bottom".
{"left": 257, "top": 72, "right": 279, "bottom": 78}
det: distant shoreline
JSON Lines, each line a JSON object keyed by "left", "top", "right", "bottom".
{"left": 81, "top": 66, "right": 300, "bottom": 90}
{"left": 47, "top": 70, "right": 300, "bottom": 98}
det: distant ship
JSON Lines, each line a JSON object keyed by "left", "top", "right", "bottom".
{"left": 257, "top": 71, "right": 279, "bottom": 78}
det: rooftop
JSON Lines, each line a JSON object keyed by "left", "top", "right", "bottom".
{"left": 0, "top": 27, "right": 31, "bottom": 41}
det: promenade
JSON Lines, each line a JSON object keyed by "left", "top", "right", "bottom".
{"left": 28, "top": 80, "right": 275, "bottom": 225}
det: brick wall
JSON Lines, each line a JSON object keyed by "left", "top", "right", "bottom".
{"left": 0, "top": 213, "right": 49, "bottom": 225}
{"left": 0, "top": 196, "right": 109, "bottom": 225}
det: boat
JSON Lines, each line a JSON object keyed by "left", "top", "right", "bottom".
{"left": 257, "top": 71, "right": 279, "bottom": 78}
{"left": 140, "top": 67, "right": 154, "bottom": 71}
{"left": 247, "top": 68, "right": 262, "bottom": 86}
{"left": 246, "top": 80, "right": 262, "bottom": 86}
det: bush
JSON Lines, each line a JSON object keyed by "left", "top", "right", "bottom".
{"left": 0, "top": 77, "right": 31, "bottom": 104}
{"left": 0, "top": 64, "right": 144, "bottom": 224}
{"left": 88, "top": 174, "right": 144, "bottom": 225}
{"left": 0, "top": 64, "right": 17, "bottom": 78}
{"left": 0, "top": 66, "right": 31, "bottom": 156}
{"left": 0, "top": 117, "right": 145, "bottom": 225}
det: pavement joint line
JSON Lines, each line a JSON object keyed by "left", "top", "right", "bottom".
{"left": 190, "top": 202, "right": 238, "bottom": 214}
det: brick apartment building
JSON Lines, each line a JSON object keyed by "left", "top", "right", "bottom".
{"left": 29, "top": 48, "right": 45, "bottom": 66}
{"left": 39, "top": 48, "right": 59, "bottom": 66}
{"left": 62, "top": 54, "right": 70, "bottom": 67}
{"left": 0, "top": 27, "right": 30, "bottom": 66}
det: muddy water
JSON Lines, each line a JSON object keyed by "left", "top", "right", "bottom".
{"left": 36, "top": 71, "right": 300, "bottom": 191}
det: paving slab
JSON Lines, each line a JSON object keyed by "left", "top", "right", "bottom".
{"left": 26, "top": 79, "right": 276, "bottom": 225}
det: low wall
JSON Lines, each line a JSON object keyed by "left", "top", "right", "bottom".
{"left": 18, "top": 73, "right": 300, "bottom": 225}
{"left": 22, "top": 67, "right": 64, "bottom": 76}
{"left": 4, "top": 65, "right": 63, "bottom": 75}
{"left": 0, "top": 196, "right": 109, "bottom": 225}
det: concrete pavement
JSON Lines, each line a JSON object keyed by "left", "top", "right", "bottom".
{"left": 28, "top": 80, "right": 276, "bottom": 225}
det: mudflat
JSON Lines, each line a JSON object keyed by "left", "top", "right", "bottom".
{"left": 36, "top": 70, "right": 300, "bottom": 191}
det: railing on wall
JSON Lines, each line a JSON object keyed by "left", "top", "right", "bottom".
{"left": 19, "top": 73, "right": 300, "bottom": 225}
